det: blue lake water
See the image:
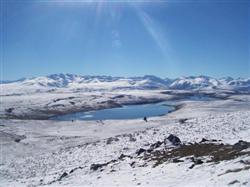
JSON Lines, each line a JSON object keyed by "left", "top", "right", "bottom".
{"left": 51, "top": 102, "right": 175, "bottom": 121}
{"left": 187, "top": 95, "right": 216, "bottom": 101}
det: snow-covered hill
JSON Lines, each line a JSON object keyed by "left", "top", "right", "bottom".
{"left": 1, "top": 74, "right": 250, "bottom": 95}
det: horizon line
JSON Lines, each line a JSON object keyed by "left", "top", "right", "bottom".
{"left": 1, "top": 73, "right": 249, "bottom": 82}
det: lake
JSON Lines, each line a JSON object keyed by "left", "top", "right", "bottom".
{"left": 51, "top": 102, "right": 175, "bottom": 121}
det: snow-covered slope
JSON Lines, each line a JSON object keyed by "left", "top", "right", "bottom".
{"left": 227, "top": 78, "right": 250, "bottom": 91}
{"left": 1, "top": 74, "right": 250, "bottom": 95}
{"left": 1, "top": 95, "right": 250, "bottom": 187}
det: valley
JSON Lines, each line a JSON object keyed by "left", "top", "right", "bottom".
{"left": 0, "top": 74, "right": 250, "bottom": 186}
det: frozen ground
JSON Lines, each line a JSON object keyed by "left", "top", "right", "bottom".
{"left": 0, "top": 91, "right": 250, "bottom": 187}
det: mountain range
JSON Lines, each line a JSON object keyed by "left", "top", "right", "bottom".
{"left": 1, "top": 74, "right": 250, "bottom": 92}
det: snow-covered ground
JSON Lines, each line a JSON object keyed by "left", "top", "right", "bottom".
{"left": 0, "top": 90, "right": 174, "bottom": 119}
{"left": 0, "top": 90, "right": 250, "bottom": 187}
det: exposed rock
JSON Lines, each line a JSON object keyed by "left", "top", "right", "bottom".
{"left": 106, "top": 137, "right": 119, "bottom": 144}
{"left": 239, "top": 160, "right": 250, "bottom": 165}
{"left": 195, "top": 159, "right": 203, "bottom": 165}
{"left": 189, "top": 164, "right": 195, "bottom": 169}
{"left": 69, "top": 166, "right": 83, "bottom": 174}
{"left": 233, "top": 140, "right": 250, "bottom": 150}
{"left": 14, "top": 135, "right": 26, "bottom": 143}
{"left": 179, "top": 118, "right": 188, "bottom": 124}
{"left": 129, "top": 134, "right": 136, "bottom": 142}
{"left": 147, "top": 149, "right": 153, "bottom": 153}
{"left": 118, "top": 154, "right": 132, "bottom": 160}
{"left": 90, "top": 163, "right": 105, "bottom": 171}
{"left": 211, "top": 139, "right": 218, "bottom": 142}
{"left": 189, "top": 158, "right": 205, "bottom": 169}
{"left": 228, "top": 180, "right": 240, "bottom": 185}
{"left": 200, "top": 138, "right": 208, "bottom": 143}
{"left": 242, "top": 181, "right": 248, "bottom": 185}
{"left": 90, "top": 160, "right": 117, "bottom": 171}
{"left": 119, "top": 154, "right": 126, "bottom": 160}
{"left": 136, "top": 148, "right": 146, "bottom": 156}
{"left": 130, "top": 161, "right": 136, "bottom": 167}
{"left": 150, "top": 141, "right": 163, "bottom": 150}
{"left": 5, "top": 108, "right": 14, "bottom": 113}
{"left": 14, "top": 138, "right": 21, "bottom": 143}
{"left": 144, "top": 140, "right": 250, "bottom": 168}
{"left": 190, "top": 157, "right": 204, "bottom": 168}
{"left": 165, "top": 134, "right": 181, "bottom": 146}
{"left": 172, "top": 158, "right": 184, "bottom": 163}
{"left": 58, "top": 172, "right": 68, "bottom": 181}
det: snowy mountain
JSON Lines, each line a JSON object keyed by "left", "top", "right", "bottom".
{"left": 2, "top": 74, "right": 170, "bottom": 90}
{"left": 218, "top": 76, "right": 234, "bottom": 84}
{"left": 169, "top": 76, "right": 221, "bottom": 90}
{"left": 168, "top": 76, "right": 250, "bottom": 91}
{"left": 227, "top": 78, "right": 250, "bottom": 91}
{"left": 0, "top": 78, "right": 26, "bottom": 84}
{"left": 1, "top": 74, "right": 250, "bottom": 95}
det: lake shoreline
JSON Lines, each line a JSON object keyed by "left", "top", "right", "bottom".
{"left": 0, "top": 91, "right": 227, "bottom": 120}
{"left": 49, "top": 100, "right": 178, "bottom": 121}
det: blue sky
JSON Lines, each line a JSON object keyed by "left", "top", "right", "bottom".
{"left": 1, "top": 0, "right": 249, "bottom": 80}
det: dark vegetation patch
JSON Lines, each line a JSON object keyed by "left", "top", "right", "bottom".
{"left": 89, "top": 136, "right": 250, "bottom": 174}
{"left": 46, "top": 136, "right": 250, "bottom": 185}
{"left": 143, "top": 140, "right": 250, "bottom": 168}
{"left": 89, "top": 135, "right": 250, "bottom": 174}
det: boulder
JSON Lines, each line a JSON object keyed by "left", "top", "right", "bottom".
{"left": 200, "top": 138, "right": 208, "bottom": 143}
{"left": 150, "top": 141, "right": 163, "bottom": 149}
{"left": 5, "top": 108, "right": 14, "bottom": 113}
{"left": 178, "top": 118, "right": 188, "bottom": 124}
{"left": 58, "top": 172, "right": 68, "bottom": 181}
{"left": 90, "top": 163, "right": 104, "bottom": 171}
{"left": 136, "top": 148, "right": 146, "bottom": 156}
{"left": 233, "top": 140, "right": 250, "bottom": 150}
{"left": 165, "top": 134, "right": 181, "bottom": 146}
